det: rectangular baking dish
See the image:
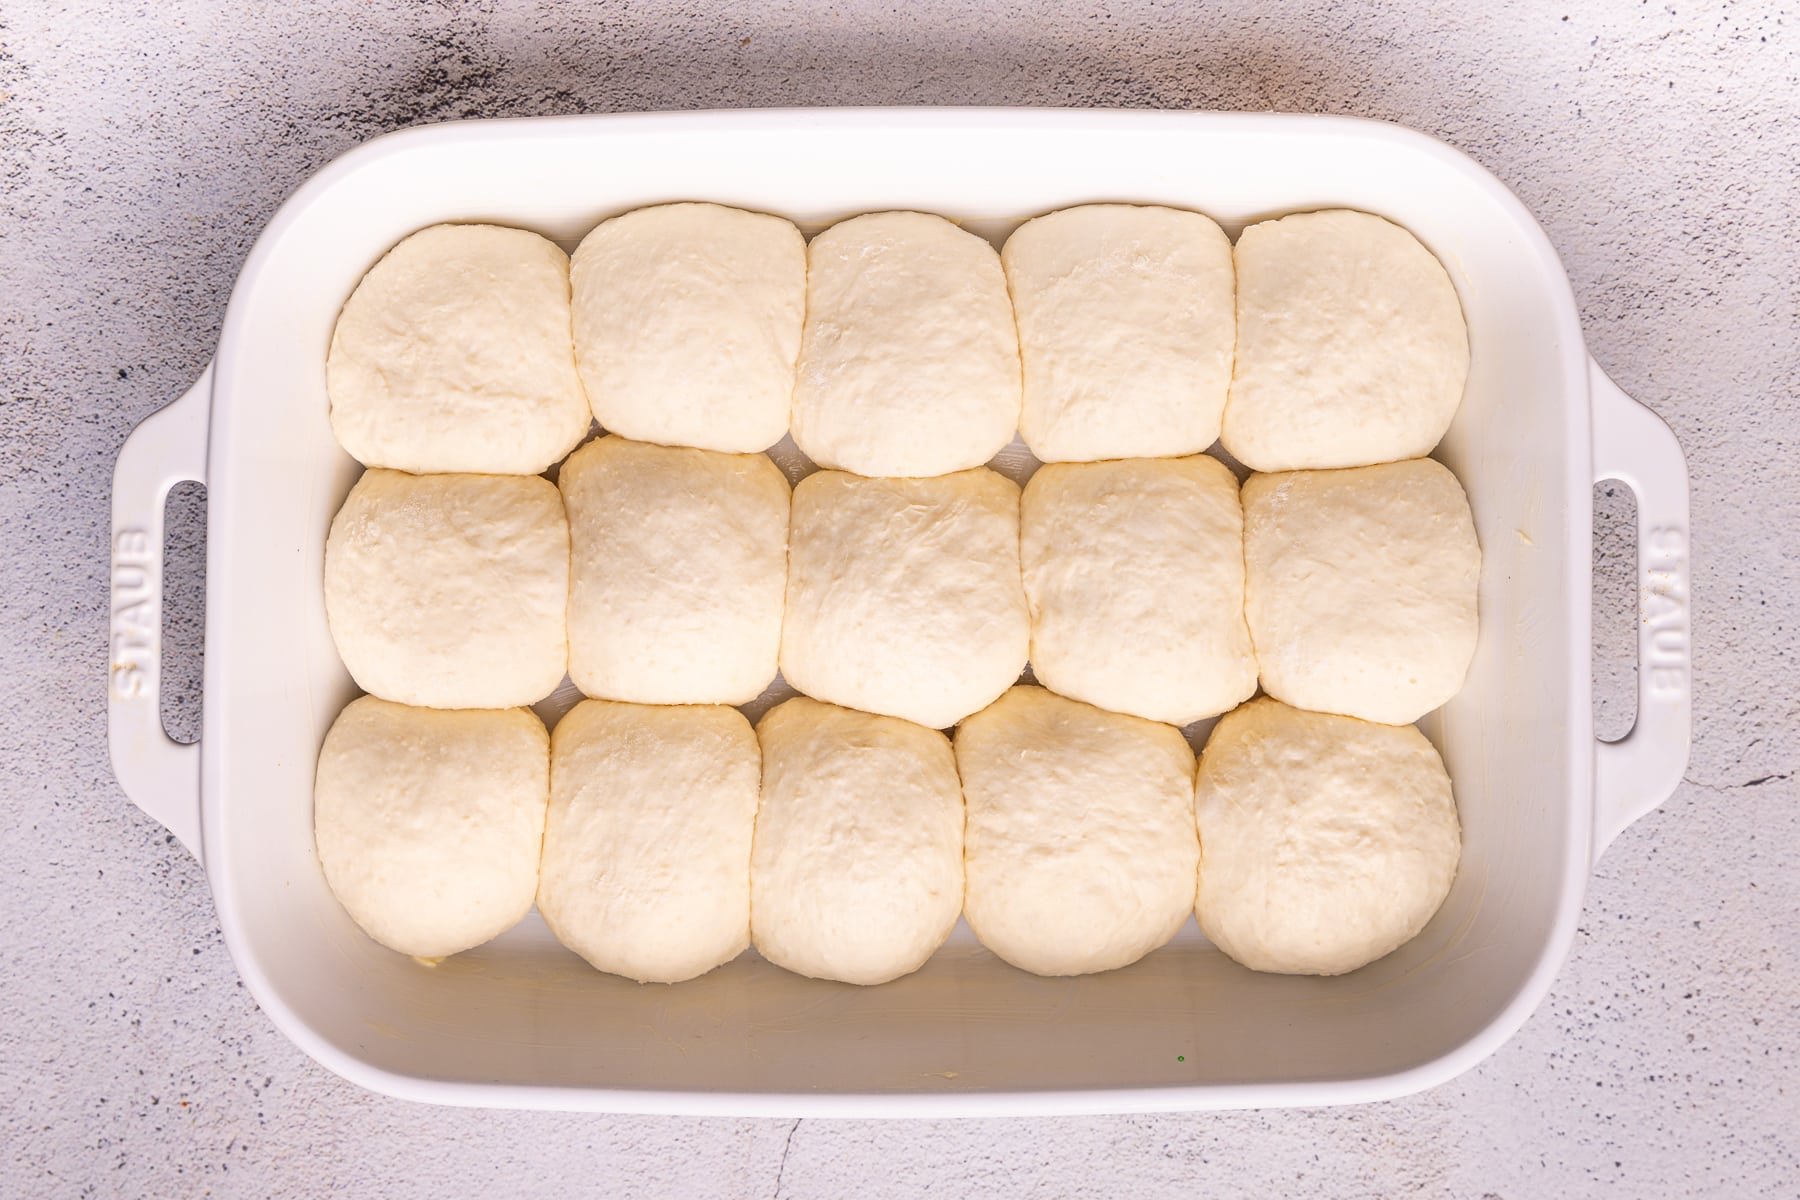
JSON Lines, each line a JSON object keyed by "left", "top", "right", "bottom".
{"left": 107, "top": 108, "right": 1692, "bottom": 1115}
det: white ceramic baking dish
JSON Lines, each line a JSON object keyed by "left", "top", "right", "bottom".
{"left": 107, "top": 109, "right": 1692, "bottom": 1116}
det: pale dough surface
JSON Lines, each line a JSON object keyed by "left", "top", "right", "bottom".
{"left": 327, "top": 223, "right": 592, "bottom": 475}
{"left": 956, "top": 686, "right": 1198, "bottom": 977}
{"left": 791, "top": 211, "right": 1021, "bottom": 478}
{"left": 313, "top": 697, "right": 548, "bottom": 960}
{"left": 780, "top": 468, "right": 1028, "bottom": 730}
{"left": 1021, "top": 456, "right": 1257, "bottom": 726}
{"left": 324, "top": 469, "right": 569, "bottom": 709}
{"left": 1242, "top": 457, "right": 1480, "bottom": 725}
{"left": 562, "top": 435, "right": 789, "bottom": 706}
{"left": 1003, "top": 203, "right": 1235, "bottom": 462}
{"left": 1223, "top": 209, "right": 1469, "bottom": 472}
{"left": 1194, "top": 697, "right": 1461, "bottom": 976}
{"left": 751, "top": 697, "right": 964, "bottom": 986}
{"left": 538, "top": 700, "right": 759, "bottom": 984}
{"left": 571, "top": 203, "right": 804, "bottom": 453}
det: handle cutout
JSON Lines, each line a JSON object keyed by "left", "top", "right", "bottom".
{"left": 160, "top": 481, "right": 207, "bottom": 746}
{"left": 1591, "top": 479, "right": 1639, "bottom": 744}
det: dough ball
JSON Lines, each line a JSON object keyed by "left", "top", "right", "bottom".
{"left": 571, "top": 203, "right": 804, "bottom": 453}
{"left": 325, "top": 470, "right": 569, "bottom": 709}
{"left": 956, "top": 686, "right": 1198, "bottom": 977}
{"left": 1021, "top": 456, "right": 1257, "bottom": 726}
{"left": 1223, "top": 209, "right": 1468, "bottom": 472}
{"left": 562, "top": 436, "right": 789, "bottom": 706}
{"left": 538, "top": 700, "right": 759, "bottom": 984}
{"left": 314, "top": 697, "right": 548, "bottom": 959}
{"left": 792, "top": 211, "right": 1021, "bottom": 478}
{"left": 1194, "top": 698, "right": 1461, "bottom": 975}
{"left": 780, "top": 468, "right": 1028, "bottom": 729}
{"left": 1243, "top": 458, "right": 1480, "bottom": 725}
{"left": 751, "top": 697, "right": 964, "bottom": 985}
{"left": 327, "top": 223, "right": 592, "bottom": 474}
{"left": 1003, "top": 204, "right": 1235, "bottom": 462}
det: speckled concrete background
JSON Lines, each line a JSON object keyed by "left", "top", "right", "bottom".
{"left": 2, "top": 2, "right": 1795, "bottom": 1197}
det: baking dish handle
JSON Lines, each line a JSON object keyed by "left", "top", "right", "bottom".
{"left": 109, "top": 365, "right": 211, "bottom": 863}
{"left": 1589, "top": 360, "right": 1692, "bottom": 862}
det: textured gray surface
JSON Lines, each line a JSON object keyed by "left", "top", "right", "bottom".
{"left": 2, "top": 2, "right": 1797, "bottom": 1197}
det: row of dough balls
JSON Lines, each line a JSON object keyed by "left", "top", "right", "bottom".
{"left": 325, "top": 446, "right": 1479, "bottom": 730}
{"left": 326, "top": 204, "right": 1468, "bottom": 478}
{"left": 316, "top": 687, "right": 1460, "bottom": 983}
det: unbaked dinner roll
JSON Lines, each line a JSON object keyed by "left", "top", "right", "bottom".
{"left": 538, "top": 700, "right": 759, "bottom": 984}
{"left": 1242, "top": 458, "right": 1480, "bottom": 725}
{"left": 327, "top": 223, "right": 591, "bottom": 474}
{"left": 956, "top": 686, "right": 1198, "bottom": 977}
{"left": 1223, "top": 209, "right": 1468, "bottom": 472}
{"left": 1003, "top": 204, "right": 1235, "bottom": 462}
{"left": 562, "top": 436, "right": 789, "bottom": 706}
{"left": 324, "top": 469, "right": 568, "bottom": 709}
{"left": 780, "top": 468, "right": 1028, "bottom": 730}
{"left": 571, "top": 203, "right": 804, "bottom": 453}
{"left": 314, "top": 697, "right": 548, "bottom": 960}
{"left": 1021, "top": 456, "right": 1257, "bottom": 726}
{"left": 792, "top": 211, "right": 1021, "bottom": 478}
{"left": 751, "top": 697, "right": 964, "bottom": 985}
{"left": 1194, "top": 698, "right": 1461, "bottom": 976}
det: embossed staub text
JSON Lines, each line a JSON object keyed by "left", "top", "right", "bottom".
{"left": 1643, "top": 524, "right": 1688, "bottom": 697}
{"left": 111, "top": 528, "right": 157, "bottom": 699}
